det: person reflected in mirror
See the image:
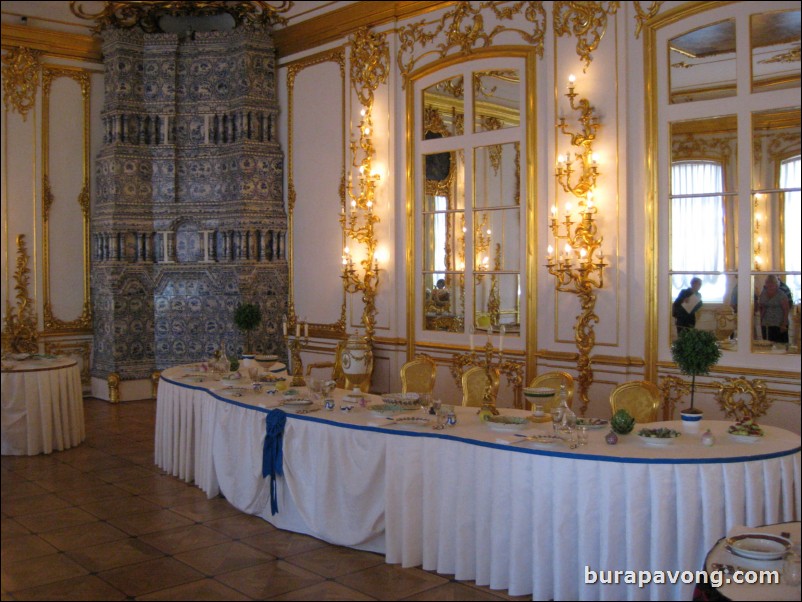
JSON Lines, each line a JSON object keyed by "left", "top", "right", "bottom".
{"left": 673, "top": 277, "right": 702, "bottom": 334}
{"left": 758, "top": 275, "right": 790, "bottom": 344}
{"left": 431, "top": 278, "right": 451, "bottom": 310}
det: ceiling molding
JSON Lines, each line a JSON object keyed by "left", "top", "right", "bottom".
{"left": 1, "top": 23, "right": 101, "bottom": 62}
{"left": 273, "top": 1, "right": 454, "bottom": 59}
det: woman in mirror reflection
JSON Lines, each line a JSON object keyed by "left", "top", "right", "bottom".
{"left": 673, "top": 277, "right": 703, "bottom": 334}
{"left": 759, "top": 275, "right": 790, "bottom": 344}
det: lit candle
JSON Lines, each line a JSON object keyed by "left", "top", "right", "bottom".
{"left": 565, "top": 202, "right": 572, "bottom": 215}
{"left": 568, "top": 73, "right": 575, "bottom": 91}
{"left": 565, "top": 243, "right": 572, "bottom": 258}
{"left": 580, "top": 248, "right": 588, "bottom": 264}
{"left": 551, "top": 205, "right": 557, "bottom": 217}
{"left": 547, "top": 244, "right": 554, "bottom": 259}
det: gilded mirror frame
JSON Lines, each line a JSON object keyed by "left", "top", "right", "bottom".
{"left": 405, "top": 47, "right": 537, "bottom": 379}
{"left": 286, "top": 49, "right": 348, "bottom": 337}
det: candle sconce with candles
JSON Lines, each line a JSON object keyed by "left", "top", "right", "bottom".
{"left": 546, "top": 74, "right": 608, "bottom": 415}
{"left": 283, "top": 315, "right": 310, "bottom": 387}
{"left": 450, "top": 325, "right": 525, "bottom": 411}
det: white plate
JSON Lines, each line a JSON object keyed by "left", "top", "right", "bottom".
{"left": 281, "top": 398, "right": 314, "bottom": 407}
{"left": 516, "top": 434, "right": 563, "bottom": 446}
{"left": 726, "top": 533, "right": 791, "bottom": 560}
{"left": 638, "top": 434, "right": 677, "bottom": 446}
{"left": 728, "top": 433, "right": 763, "bottom": 444}
{"left": 388, "top": 416, "right": 431, "bottom": 429}
{"left": 369, "top": 404, "right": 418, "bottom": 417}
{"left": 576, "top": 418, "right": 609, "bottom": 430}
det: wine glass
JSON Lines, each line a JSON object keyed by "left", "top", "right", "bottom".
{"left": 419, "top": 393, "right": 432, "bottom": 414}
{"left": 550, "top": 407, "right": 564, "bottom": 434}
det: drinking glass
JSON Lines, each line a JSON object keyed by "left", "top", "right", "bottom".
{"left": 577, "top": 426, "right": 588, "bottom": 446}
{"left": 551, "top": 407, "right": 564, "bottom": 433}
{"left": 785, "top": 547, "right": 802, "bottom": 587}
{"left": 419, "top": 393, "right": 432, "bottom": 414}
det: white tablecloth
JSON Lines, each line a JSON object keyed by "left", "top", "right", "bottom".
{"left": 1, "top": 357, "right": 85, "bottom": 455}
{"left": 155, "top": 366, "right": 801, "bottom": 600}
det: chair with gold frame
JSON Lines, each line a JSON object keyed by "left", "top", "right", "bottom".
{"left": 401, "top": 356, "right": 436, "bottom": 395}
{"left": 524, "top": 371, "right": 575, "bottom": 412}
{"left": 461, "top": 365, "right": 500, "bottom": 408}
{"left": 305, "top": 340, "right": 371, "bottom": 392}
{"left": 609, "top": 380, "right": 661, "bottom": 423}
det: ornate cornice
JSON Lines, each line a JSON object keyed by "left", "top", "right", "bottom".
{"left": 553, "top": 1, "right": 620, "bottom": 72}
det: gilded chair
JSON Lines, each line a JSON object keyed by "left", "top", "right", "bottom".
{"left": 609, "top": 380, "right": 661, "bottom": 423}
{"left": 401, "top": 356, "right": 436, "bottom": 395}
{"left": 461, "top": 365, "right": 500, "bottom": 408}
{"left": 305, "top": 339, "right": 371, "bottom": 392}
{"left": 525, "top": 371, "right": 575, "bottom": 412}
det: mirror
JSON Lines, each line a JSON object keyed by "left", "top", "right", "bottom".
{"left": 422, "top": 76, "right": 464, "bottom": 139}
{"left": 751, "top": 108, "right": 801, "bottom": 353}
{"left": 751, "top": 9, "right": 801, "bottom": 94}
{"left": 669, "top": 116, "right": 739, "bottom": 346}
{"left": 473, "top": 69, "right": 520, "bottom": 132}
{"left": 669, "top": 19, "right": 737, "bottom": 104}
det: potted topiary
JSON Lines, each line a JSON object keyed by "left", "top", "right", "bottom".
{"left": 233, "top": 302, "right": 262, "bottom": 356}
{"left": 671, "top": 328, "right": 721, "bottom": 431}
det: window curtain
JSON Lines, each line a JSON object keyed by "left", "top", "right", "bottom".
{"left": 671, "top": 161, "right": 726, "bottom": 301}
{"left": 781, "top": 155, "right": 801, "bottom": 304}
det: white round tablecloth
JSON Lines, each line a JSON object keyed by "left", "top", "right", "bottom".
{"left": 1, "top": 356, "right": 85, "bottom": 455}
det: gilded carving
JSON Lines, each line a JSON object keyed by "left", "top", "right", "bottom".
{"left": 2, "top": 235, "right": 39, "bottom": 354}
{"left": 632, "top": 1, "right": 664, "bottom": 40}
{"left": 70, "top": 1, "right": 290, "bottom": 32}
{"left": 554, "top": 1, "right": 620, "bottom": 72}
{"left": 397, "top": 1, "right": 546, "bottom": 86}
{"left": 41, "top": 66, "right": 93, "bottom": 333}
{"left": 349, "top": 28, "right": 390, "bottom": 108}
{"left": 1, "top": 46, "right": 41, "bottom": 120}
{"left": 43, "top": 339, "right": 92, "bottom": 385}
{"left": 715, "top": 377, "right": 772, "bottom": 421}
{"left": 658, "top": 375, "right": 690, "bottom": 420}
{"left": 286, "top": 49, "right": 347, "bottom": 336}
{"left": 450, "top": 344, "right": 525, "bottom": 409}
{"left": 759, "top": 44, "right": 801, "bottom": 65}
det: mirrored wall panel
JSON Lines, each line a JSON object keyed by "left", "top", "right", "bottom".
{"left": 422, "top": 76, "right": 464, "bottom": 140}
{"left": 669, "top": 19, "right": 737, "bottom": 104}
{"left": 473, "top": 69, "right": 520, "bottom": 133}
{"left": 474, "top": 273, "right": 520, "bottom": 333}
{"left": 751, "top": 9, "right": 801, "bottom": 94}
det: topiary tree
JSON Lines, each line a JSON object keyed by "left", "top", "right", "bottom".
{"left": 233, "top": 303, "right": 262, "bottom": 354}
{"left": 670, "top": 328, "right": 721, "bottom": 412}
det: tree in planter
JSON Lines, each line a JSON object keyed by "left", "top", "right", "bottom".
{"left": 233, "top": 303, "right": 262, "bottom": 354}
{"left": 670, "top": 328, "right": 721, "bottom": 413}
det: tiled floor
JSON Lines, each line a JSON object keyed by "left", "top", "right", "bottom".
{"left": 2, "top": 398, "right": 528, "bottom": 601}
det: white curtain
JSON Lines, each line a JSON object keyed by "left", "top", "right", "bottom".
{"left": 671, "top": 161, "right": 726, "bottom": 301}
{"left": 781, "top": 155, "right": 801, "bottom": 304}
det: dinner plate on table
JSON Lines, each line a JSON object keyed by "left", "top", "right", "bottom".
{"left": 484, "top": 415, "right": 531, "bottom": 432}
{"left": 281, "top": 397, "right": 314, "bottom": 407}
{"left": 514, "top": 434, "right": 564, "bottom": 447}
{"left": 637, "top": 434, "right": 678, "bottom": 447}
{"left": 728, "top": 433, "right": 763, "bottom": 444}
{"left": 725, "top": 533, "right": 791, "bottom": 561}
{"left": 387, "top": 416, "right": 431, "bottom": 429}
{"left": 576, "top": 418, "right": 609, "bottom": 430}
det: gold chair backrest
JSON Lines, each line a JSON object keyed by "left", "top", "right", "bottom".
{"left": 401, "top": 356, "right": 436, "bottom": 395}
{"left": 525, "top": 371, "right": 575, "bottom": 411}
{"left": 305, "top": 340, "right": 347, "bottom": 389}
{"left": 609, "top": 380, "right": 661, "bottom": 423}
{"left": 461, "top": 366, "right": 500, "bottom": 407}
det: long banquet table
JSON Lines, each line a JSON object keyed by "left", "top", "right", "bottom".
{"left": 155, "top": 365, "right": 801, "bottom": 600}
{"left": 1, "top": 355, "right": 84, "bottom": 456}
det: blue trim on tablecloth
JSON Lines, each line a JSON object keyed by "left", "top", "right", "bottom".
{"left": 160, "top": 375, "right": 802, "bottom": 465}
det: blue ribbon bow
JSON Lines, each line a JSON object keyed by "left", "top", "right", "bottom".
{"left": 263, "top": 409, "right": 287, "bottom": 515}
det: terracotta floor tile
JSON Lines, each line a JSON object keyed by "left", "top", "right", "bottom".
{"left": 91, "top": 465, "right": 159, "bottom": 484}
{"left": 8, "top": 575, "right": 127, "bottom": 601}
{"left": 175, "top": 541, "right": 276, "bottom": 575}
{"left": 37, "top": 520, "right": 130, "bottom": 552}
{"left": 139, "top": 484, "right": 210, "bottom": 508}
{"left": 1, "top": 492, "right": 73, "bottom": 516}
{"left": 135, "top": 578, "right": 252, "bottom": 601}
{"left": 54, "top": 482, "right": 131, "bottom": 506}
{"left": 138, "top": 524, "right": 232, "bottom": 555}
{"left": 216, "top": 560, "right": 325, "bottom": 599}
{"left": 113, "top": 474, "right": 193, "bottom": 496}
{"left": 1, "top": 553, "right": 89, "bottom": 592}
{"left": 241, "top": 529, "right": 328, "bottom": 559}
{"left": 402, "top": 581, "right": 508, "bottom": 600}
{"left": 166, "top": 496, "right": 243, "bottom": 522}
{"left": 1, "top": 517, "right": 31, "bottom": 536}
{"left": 1, "top": 480, "right": 49, "bottom": 500}
{"left": 35, "top": 474, "right": 109, "bottom": 494}
{"left": 335, "top": 564, "right": 450, "bottom": 600}
{"left": 1, "top": 534, "right": 59, "bottom": 563}
{"left": 66, "top": 537, "right": 164, "bottom": 572}
{"left": 268, "top": 579, "right": 379, "bottom": 601}
{"left": 97, "top": 556, "right": 204, "bottom": 598}
{"left": 79, "top": 494, "right": 162, "bottom": 519}
{"left": 204, "top": 513, "right": 276, "bottom": 540}
{"left": 106, "top": 508, "right": 195, "bottom": 536}
{"left": 13, "top": 506, "right": 99, "bottom": 534}
{"left": 285, "top": 545, "right": 385, "bottom": 579}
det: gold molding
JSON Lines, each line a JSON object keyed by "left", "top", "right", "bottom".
{"left": 553, "top": 1, "right": 620, "bottom": 72}
{"left": 69, "top": 1, "right": 291, "bottom": 32}
{"left": 2, "top": 235, "right": 39, "bottom": 354}
{"left": 397, "top": 2, "right": 546, "bottom": 86}
{"left": 41, "top": 65, "right": 92, "bottom": 334}
{"left": 633, "top": 1, "right": 665, "bottom": 39}
{"left": 0, "top": 23, "right": 101, "bottom": 62}
{"left": 286, "top": 48, "right": 348, "bottom": 338}
{"left": 1, "top": 46, "right": 41, "bottom": 120}
{"left": 274, "top": 1, "right": 452, "bottom": 59}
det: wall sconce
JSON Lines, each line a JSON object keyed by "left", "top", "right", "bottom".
{"left": 546, "top": 74, "right": 608, "bottom": 415}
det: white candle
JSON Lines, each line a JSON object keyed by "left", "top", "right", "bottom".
{"left": 498, "top": 332, "right": 503, "bottom": 353}
{"left": 304, "top": 322, "right": 309, "bottom": 338}
{"left": 469, "top": 333, "right": 475, "bottom": 350}
{"left": 295, "top": 323, "right": 300, "bottom": 338}
{"left": 282, "top": 316, "right": 288, "bottom": 336}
